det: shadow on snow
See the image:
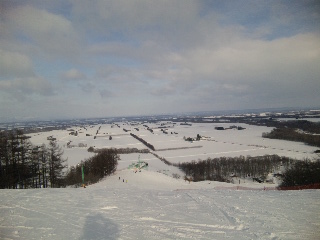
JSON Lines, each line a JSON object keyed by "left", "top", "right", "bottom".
{"left": 80, "top": 213, "right": 119, "bottom": 240}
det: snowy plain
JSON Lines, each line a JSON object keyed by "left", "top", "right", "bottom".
{"left": 1, "top": 122, "right": 320, "bottom": 239}
{"left": 25, "top": 122, "right": 319, "bottom": 167}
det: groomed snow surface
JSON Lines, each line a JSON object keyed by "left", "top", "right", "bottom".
{"left": 1, "top": 170, "right": 320, "bottom": 239}
{"left": 1, "top": 122, "right": 320, "bottom": 239}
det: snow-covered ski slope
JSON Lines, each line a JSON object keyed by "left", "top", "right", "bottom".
{"left": 1, "top": 169, "right": 320, "bottom": 239}
{"left": 1, "top": 122, "right": 320, "bottom": 239}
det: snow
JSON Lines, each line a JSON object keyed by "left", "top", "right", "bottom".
{"left": 26, "top": 122, "right": 318, "bottom": 168}
{"left": 1, "top": 122, "right": 319, "bottom": 239}
{"left": 1, "top": 169, "right": 320, "bottom": 239}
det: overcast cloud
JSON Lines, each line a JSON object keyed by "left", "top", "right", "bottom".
{"left": 0, "top": 0, "right": 319, "bottom": 122}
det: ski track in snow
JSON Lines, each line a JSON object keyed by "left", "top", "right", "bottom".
{"left": 1, "top": 170, "right": 320, "bottom": 240}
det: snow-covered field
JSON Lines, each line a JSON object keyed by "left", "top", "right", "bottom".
{"left": 26, "top": 122, "right": 319, "bottom": 167}
{"left": 1, "top": 122, "right": 319, "bottom": 239}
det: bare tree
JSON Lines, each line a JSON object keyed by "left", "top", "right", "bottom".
{"left": 48, "top": 140, "right": 67, "bottom": 188}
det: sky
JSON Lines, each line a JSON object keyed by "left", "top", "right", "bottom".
{"left": 0, "top": 0, "right": 320, "bottom": 122}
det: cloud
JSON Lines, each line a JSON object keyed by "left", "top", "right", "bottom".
{"left": 61, "top": 68, "right": 86, "bottom": 80}
{"left": 88, "top": 31, "right": 320, "bottom": 111}
{"left": 71, "top": 0, "right": 200, "bottom": 36}
{"left": 3, "top": 5, "right": 81, "bottom": 59}
{"left": 150, "top": 84, "right": 176, "bottom": 97}
{"left": 0, "top": 49, "right": 34, "bottom": 78}
{"left": 0, "top": 76, "right": 54, "bottom": 100}
{"left": 1, "top": 1, "right": 320, "bottom": 121}
{"left": 99, "top": 89, "right": 114, "bottom": 99}
{"left": 175, "top": 33, "right": 320, "bottom": 83}
{"left": 79, "top": 82, "right": 95, "bottom": 93}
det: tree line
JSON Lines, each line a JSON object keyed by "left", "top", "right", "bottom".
{"left": 0, "top": 130, "right": 119, "bottom": 189}
{"left": 65, "top": 149, "right": 119, "bottom": 187}
{"left": 262, "top": 128, "right": 320, "bottom": 148}
{"left": 264, "top": 120, "right": 320, "bottom": 134}
{"left": 88, "top": 146, "right": 149, "bottom": 154}
{"left": 0, "top": 130, "right": 66, "bottom": 189}
{"left": 178, "top": 155, "right": 295, "bottom": 182}
{"left": 130, "top": 133, "right": 155, "bottom": 151}
{"left": 279, "top": 159, "right": 320, "bottom": 188}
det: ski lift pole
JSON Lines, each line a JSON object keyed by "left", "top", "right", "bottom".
{"left": 81, "top": 165, "right": 85, "bottom": 187}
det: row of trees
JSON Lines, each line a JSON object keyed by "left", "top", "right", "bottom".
{"left": 0, "top": 130, "right": 66, "bottom": 189}
{"left": 280, "top": 159, "right": 320, "bottom": 187}
{"left": 65, "top": 149, "right": 119, "bottom": 186}
{"left": 178, "top": 155, "right": 295, "bottom": 182}
{"left": 88, "top": 147, "right": 149, "bottom": 154}
{"left": 261, "top": 120, "right": 320, "bottom": 134}
{"left": 262, "top": 128, "right": 320, "bottom": 147}
{"left": 130, "top": 133, "right": 155, "bottom": 151}
{"left": 0, "top": 129, "right": 119, "bottom": 189}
